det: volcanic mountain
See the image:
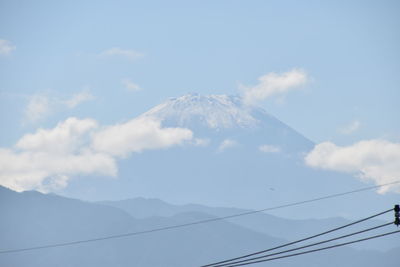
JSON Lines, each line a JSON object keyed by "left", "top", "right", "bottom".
{"left": 66, "top": 93, "right": 396, "bottom": 219}
{"left": 140, "top": 93, "right": 313, "bottom": 153}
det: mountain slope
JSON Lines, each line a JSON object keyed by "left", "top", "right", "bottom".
{"left": 141, "top": 93, "right": 314, "bottom": 152}
{"left": 64, "top": 93, "right": 399, "bottom": 220}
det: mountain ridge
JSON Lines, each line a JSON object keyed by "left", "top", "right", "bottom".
{"left": 1, "top": 186, "right": 399, "bottom": 267}
{"left": 99, "top": 196, "right": 399, "bottom": 252}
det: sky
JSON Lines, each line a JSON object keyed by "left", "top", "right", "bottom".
{"left": 0, "top": 0, "right": 399, "bottom": 216}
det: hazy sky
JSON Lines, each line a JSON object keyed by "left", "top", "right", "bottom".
{"left": 0, "top": 1, "right": 399, "bottom": 214}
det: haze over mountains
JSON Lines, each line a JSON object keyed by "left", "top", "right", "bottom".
{"left": 63, "top": 94, "right": 398, "bottom": 219}
{"left": 1, "top": 186, "right": 399, "bottom": 267}
{"left": 2, "top": 1, "right": 398, "bottom": 266}
{"left": 100, "top": 196, "right": 399, "bottom": 252}
{"left": 1, "top": 94, "right": 398, "bottom": 267}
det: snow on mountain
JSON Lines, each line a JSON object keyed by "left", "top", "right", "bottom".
{"left": 140, "top": 93, "right": 313, "bottom": 153}
{"left": 62, "top": 93, "right": 398, "bottom": 219}
{"left": 141, "top": 93, "right": 258, "bottom": 129}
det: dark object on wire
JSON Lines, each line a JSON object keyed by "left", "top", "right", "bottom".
{"left": 201, "top": 208, "right": 392, "bottom": 267}
{"left": 219, "top": 230, "right": 400, "bottom": 267}
{"left": 212, "top": 222, "right": 393, "bottom": 267}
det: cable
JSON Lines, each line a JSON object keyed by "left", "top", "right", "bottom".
{"left": 212, "top": 222, "right": 393, "bottom": 267}
{"left": 1, "top": 180, "right": 399, "bottom": 254}
{"left": 221, "top": 230, "right": 400, "bottom": 267}
{"left": 201, "top": 209, "right": 392, "bottom": 267}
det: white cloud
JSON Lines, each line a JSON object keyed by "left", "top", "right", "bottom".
{"left": 0, "top": 148, "right": 117, "bottom": 193}
{"left": 101, "top": 47, "right": 143, "bottom": 61}
{"left": 305, "top": 139, "right": 400, "bottom": 193}
{"left": 16, "top": 117, "right": 98, "bottom": 154}
{"left": 122, "top": 79, "right": 142, "bottom": 92}
{"left": 24, "top": 91, "right": 94, "bottom": 123}
{"left": 2, "top": 114, "right": 193, "bottom": 192}
{"left": 0, "top": 39, "right": 16, "bottom": 55}
{"left": 217, "top": 139, "right": 238, "bottom": 152}
{"left": 64, "top": 91, "right": 94, "bottom": 108}
{"left": 24, "top": 94, "right": 51, "bottom": 123}
{"left": 259, "top": 144, "right": 281, "bottom": 153}
{"left": 92, "top": 117, "right": 193, "bottom": 157}
{"left": 338, "top": 120, "right": 361, "bottom": 135}
{"left": 241, "top": 69, "right": 308, "bottom": 105}
{"left": 0, "top": 118, "right": 117, "bottom": 192}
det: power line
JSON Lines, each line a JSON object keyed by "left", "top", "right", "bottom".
{"left": 211, "top": 222, "right": 393, "bottom": 267}
{"left": 1, "top": 180, "right": 399, "bottom": 254}
{"left": 221, "top": 230, "right": 400, "bottom": 267}
{"left": 201, "top": 209, "right": 393, "bottom": 267}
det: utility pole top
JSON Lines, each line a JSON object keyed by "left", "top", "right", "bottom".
{"left": 394, "top": 204, "right": 400, "bottom": 227}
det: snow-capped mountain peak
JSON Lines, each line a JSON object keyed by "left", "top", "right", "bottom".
{"left": 141, "top": 94, "right": 258, "bottom": 129}
{"left": 140, "top": 93, "right": 313, "bottom": 152}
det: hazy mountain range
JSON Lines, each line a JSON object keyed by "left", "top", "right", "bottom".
{"left": 1, "top": 186, "right": 399, "bottom": 267}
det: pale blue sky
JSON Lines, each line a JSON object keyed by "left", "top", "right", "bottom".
{"left": 0, "top": 1, "right": 399, "bottom": 217}
{"left": 1, "top": 0, "right": 399, "bottom": 144}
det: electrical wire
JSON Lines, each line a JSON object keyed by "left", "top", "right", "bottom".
{"left": 221, "top": 230, "right": 400, "bottom": 267}
{"left": 201, "top": 209, "right": 392, "bottom": 267}
{"left": 1, "top": 180, "right": 399, "bottom": 254}
{"left": 211, "top": 222, "right": 393, "bottom": 267}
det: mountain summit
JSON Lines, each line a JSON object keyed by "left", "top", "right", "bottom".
{"left": 111, "top": 93, "right": 324, "bottom": 211}
{"left": 142, "top": 94, "right": 258, "bottom": 129}
{"left": 141, "top": 93, "right": 313, "bottom": 152}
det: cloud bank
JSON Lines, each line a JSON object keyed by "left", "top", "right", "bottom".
{"left": 0, "top": 117, "right": 193, "bottom": 192}
{"left": 92, "top": 117, "right": 193, "bottom": 157}
{"left": 305, "top": 139, "right": 400, "bottom": 193}
{"left": 241, "top": 69, "right": 308, "bottom": 105}
{"left": 0, "top": 118, "right": 116, "bottom": 192}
